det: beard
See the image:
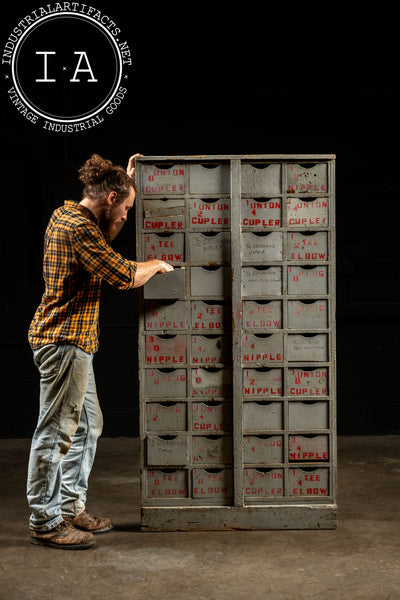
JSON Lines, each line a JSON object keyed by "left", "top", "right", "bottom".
{"left": 98, "top": 208, "right": 125, "bottom": 242}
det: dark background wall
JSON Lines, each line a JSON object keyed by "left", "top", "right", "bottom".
{"left": 1, "top": 3, "right": 398, "bottom": 437}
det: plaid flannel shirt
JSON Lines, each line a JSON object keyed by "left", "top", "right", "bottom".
{"left": 28, "top": 200, "right": 137, "bottom": 354}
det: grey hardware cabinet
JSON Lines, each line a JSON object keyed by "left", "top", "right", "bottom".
{"left": 136, "top": 155, "right": 336, "bottom": 531}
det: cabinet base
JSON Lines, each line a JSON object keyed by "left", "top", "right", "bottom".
{"left": 141, "top": 504, "right": 337, "bottom": 531}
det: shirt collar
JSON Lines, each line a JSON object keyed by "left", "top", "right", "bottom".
{"left": 64, "top": 200, "right": 98, "bottom": 224}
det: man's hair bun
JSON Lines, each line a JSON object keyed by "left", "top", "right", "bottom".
{"left": 77, "top": 153, "right": 135, "bottom": 201}
{"left": 78, "top": 153, "right": 114, "bottom": 185}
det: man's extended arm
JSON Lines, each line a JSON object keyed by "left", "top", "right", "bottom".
{"left": 133, "top": 260, "right": 174, "bottom": 288}
{"left": 74, "top": 222, "right": 173, "bottom": 290}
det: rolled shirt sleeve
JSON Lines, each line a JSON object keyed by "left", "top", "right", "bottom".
{"left": 73, "top": 221, "right": 137, "bottom": 290}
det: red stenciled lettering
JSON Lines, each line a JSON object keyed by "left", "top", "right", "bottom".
{"left": 145, "top": 220, "right": 184, "bottom": 229}
{"left": 289, "top": 451, "right": 328, "bottom": 461}
{"left": 244, "top": 387, "right": 282, "bottom": 395}
{"left": 145, "top": 184, "right": 184, "bottom": 193}
{"left": 291, "top": 487, "right": 327, "bottom": 495}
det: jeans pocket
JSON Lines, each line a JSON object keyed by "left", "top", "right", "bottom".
{"left": 33, "top": 344, "right": 67, "bottom": 378}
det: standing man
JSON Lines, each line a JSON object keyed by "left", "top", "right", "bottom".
{"left": 27, "top": 153, "right": 173, "bottom": 550}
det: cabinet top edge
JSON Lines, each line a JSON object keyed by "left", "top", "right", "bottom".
{"left": 136, "top": 154, "right": 336, "bottom": 162}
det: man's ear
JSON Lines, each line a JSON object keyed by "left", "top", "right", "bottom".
{"left": 106, "top": 191, "right": 118, "bottom": 205}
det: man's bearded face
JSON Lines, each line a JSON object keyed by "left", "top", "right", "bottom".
{"left": 99, "top": 188, "right": 135, "bottom": 242}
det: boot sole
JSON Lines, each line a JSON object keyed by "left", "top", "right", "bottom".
{"left": 30, "top": 537, "right": 95, "bottom": 550}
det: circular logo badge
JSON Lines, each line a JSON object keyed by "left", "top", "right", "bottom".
{"left": 3, "top": 5, "right": 132, "bottom": 132}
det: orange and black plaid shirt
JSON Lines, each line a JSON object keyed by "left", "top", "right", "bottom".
{"left": 28, "top": 200, "right": 137, "bottom": 354}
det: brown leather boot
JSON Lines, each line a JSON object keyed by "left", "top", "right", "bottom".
{"left": 30, "top": 520, "right": 95, "bottom": 550}
{"left": 64, "top": 510, "right": 113, "bottom": 534}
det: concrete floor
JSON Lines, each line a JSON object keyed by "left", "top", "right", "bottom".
{"left": 0, "top": 436, "right": 399, "bottom": 600}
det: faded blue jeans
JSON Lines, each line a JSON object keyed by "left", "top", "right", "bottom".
{"left": 27, "top": 344, "right": 103, "bottom": 531}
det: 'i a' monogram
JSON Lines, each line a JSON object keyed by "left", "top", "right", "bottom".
{"left": 35, "top": 51, "right": 98, "bottom": 82}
